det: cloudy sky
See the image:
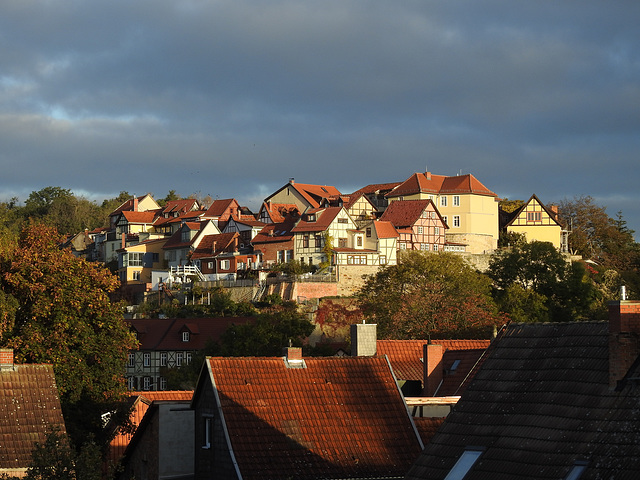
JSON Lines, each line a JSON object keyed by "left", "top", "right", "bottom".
{"left": 1, "top": 1, "right": 639, "bottom": 235}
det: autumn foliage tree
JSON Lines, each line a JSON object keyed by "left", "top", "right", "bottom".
{"left": 358, "top": 251, "right": 505, "bottom": 340}
{"left": 0, "top": 223, "right": 138, "bottom": 449}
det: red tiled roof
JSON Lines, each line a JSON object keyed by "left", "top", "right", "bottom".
{"left": 291, "top": 183, "right": 342, "bottom": 208}
{"left": 379, "top": 199, "right": 433, "bottom": 228}
{"left": 260, "top": 202, "right": 300, "bottom": 223}
{"left": 204, "top": 356, "right": 423, "bottom": 480}
{"left": 162, "top": 199, "right": 199, "bottom": 214}
{"left": 413, "top": 417, "right": 446, "bottom": 445}
{"left": 121, "top": 210, "right": 158, "bottom": 223}
{"left": 108, "top": 390, "right": 193, "bottom": 464}
{"left": 388, "top": 172, "right": 497, "bottom": 198}
{"left": 0, "top": 363, "right": 66, "bottom": 473}
{"left": 377, "top": 339, "right": 491, "bottom": 396}
{"left": 374, "top": 220, "right": 399, "bottom": 238}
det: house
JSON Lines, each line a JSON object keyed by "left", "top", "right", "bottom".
{"left": 250, "top": 220, "right": 297, "bottom": 269}
{"left": 125, "top": 317, "right": 256, "bottom": 391}
{"left": 501, "top": 194, "right": 568, "bottom": 251}
{"left": 0, "top": 349, "right": 67, "bottom": 478}
{"left": 405, "top": 300, "right": 640, "bottom": 479}
{"left": 356, "top": 219, "right": 399, "bottom": 267}
{"left": 201, "top": 198, "right": 245, "bottom": 231}
{"left": 386, "top": 171, "right": 500, "bottom": 254}
{"left": 153, "top": 199, "right": 205, "bottom": 236}
{"left": 379, "top": 199, "right": 447, "bottom": 253}
{"left": 61, "top": 228, "right": 94, "bottom": 258}
{"left": 376, "top": 339, "right": 491, "bottom": 399}
{"left": 108, "top": 194, "right": 161, "bottom": 230}
{"left": 191, "top": 348, "right": 424, "bottom": 480}
{"left": 264, "top": 179, "right": 342, "bottom": 212}
{"left": 338, "top": 191, "right": 378, "bottom": 228}
{"left": 162, "top": 220, "right": 221, "bottom": 273}
{"left": 222, "top": 216, "right": 265, "bottom": 247}
{"left": 291, "top": 206, "right": 358, "bottom": 268}
{"left": 116, "top": 391, "right": 195, "bottom": 480}
{"left": 191, "top": 232, "right": 260, "bottom": 280}
{"left": 350, "top": 181, "right": 403, "bottom": 214}
{"left": 257, "top": 201, "right": 300, "bottom": 224}
{"left": 107, "top": 390, "right": 194, "bottom": 474}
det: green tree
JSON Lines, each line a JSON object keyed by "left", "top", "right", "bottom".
{"left": 358, "top": 251, "right": 504, "bottom": 340}
{"left": 488, "top": 240, "right": 598, "bottom": 321}
{"left": 0, "top": 223, "right": 138, "bottom": 449}
{"left": 218, "top": 301, "right": 314, "bottom": 356}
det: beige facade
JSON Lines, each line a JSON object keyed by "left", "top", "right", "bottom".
{"left": 505, "top": 195, "right": 564, "bottom": 250}
{"left": 118, "top": 238, "right": 168, "bottom": 286}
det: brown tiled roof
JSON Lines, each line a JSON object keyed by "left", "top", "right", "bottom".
{"left": 291, "top": 207, "right": 342, "bottom": 233}
{"left": 204, "top": 198, "right": 238, "bottom": 217}
{"left": 120, "top": 210, "right": 158, "bottom": 223}
{"left": 377, "top": 340, "right": 491, "bottom": 396}
{"left": 162, "top": 199, "right": 199, "bottom": 214}
{"left": 351, "top": 182, "right": 403, "bottom": 196}
{"left": 191, "top": 232, "right": 239, "bottom": 259}
{"left": 204, "top": 356, "right": 423, "bottom": 480}
{"left": 260, "top": 202, "right": 300, "bottom": 223}
{"left": 406, "top": 322, "right": 640, "bottom": 479}
{"left": 388, "top": 172, "right": 497, "bottom": 198}
{"left": 379, "top": 199, "right": 433, "bottom": 228}
{"left": 412, "top": 417, "right": 446, "bottom": 445}
{"left": 251, "top": 220, "right": 296, "bottom": 244}
{"left": 127, "top": 317, "right": 256, "bottom": 351}
{"left": 0, "top": 364, "right": 66, "bottom": 472}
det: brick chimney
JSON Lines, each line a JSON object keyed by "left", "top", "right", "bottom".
{"left": 133, "top": 196, "right": 139, "bottom": 212}
{"left": 609, "top": 298, "right": 640, "bottom": 389}
{"left": 283, "top": 346, "right": 305, "bottom": 368}
{"left": 0, "top": 349, "right": 15, "bottom": 371}
{"left": 425, "top": 171, "right": 431, "bottom": 181}
{"left": 423, "top": 344, "right": 444, "bottom": 396}
{"left": 351, "top": 323, "right": 377, "bottom": 357}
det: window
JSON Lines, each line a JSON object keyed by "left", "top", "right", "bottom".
{"left": 127, "top": 353, "right": 135, "bottom": 368}
{"left": 208, "top": 261, "right": 214, "bottom": 269}
{"left": 417, "top": 226, "right": 424, "bottom": 234}
{"left": 337, "top": 218, "right": 348, "bottom": 224}
{"left": 433, "top": 244, "right": 439, "bottom": 251}
{"left": 308, "top": 257, "right": 313, "bottom": 265}
{"left": 285, "top": 250, "right": 293, "bottom": 262}
{"left": 431, "top": 211, "right": 436, "bottom": 219}
{"left": 338, "top": 238, "right": 347, "bottom": 248}
{"left": 347, "top": 255, "right": 367, "bottom": 265}
{"left": 181, "top": 230, "right": 191, "bottom": 243}
{"left": 132, "top": 271, "right": 141, "bottom": 281}
{"left": 366, "top": 227, "right": 372, "bottom": 238}
{"left": 453, "top": 216, "right": 460, "bottom": 228}
{"left": 128, "top": 252, "right": 143, "bottom": 267}
{"left": 356, "top": 236, "right": 363, "bottom": 247}
{"left": 303, "top": 235, "right": 309, "bottom": 248}
{"left": 379, "top": 255, "right": 387, "bottom": 265}
{"left": 182, "top": 331, "right": 190, "bottom": 342}
{"left": 527, "top": 211, "right": 542, "bottom": 222}
{"left": 127, "top": 376, "right": 136, "bottom": 390}
{"left": 152, "top": 252, "right": 160, "bottom": 263}
{"left": 443, "top": 449, "right": 484, "bottom": 480}
{"left": 435, "top": 227, "right": 440, "bottom": 235}
{"left": 159, "top": 377, "right": 167, "bottom": 391}
{"left": 453, "top": 195, "right": 460, "bottom": 206}
{"left": 160, "top": 352, "right": 167, "bottom": 367}
{"left": 186, "top": 352, "right": 192, "bottom": 365}
{"left": 307, "top": 214, "right": 316, "bottom": 222}
{"left": 220, "top": 259, "right": 230, "bottom": 270}
{"left": 176, "top": 352, "right": 183, "bottom": 367}
{"left": 441, "top": 196, "right": 447, "bottom": 207}
{"left": 564, "top": 461, "right": 588, "bottom": 480}
{"left": 202, "top": 416, "right": 213, "bottom": 449}
{"left": 443, "top": 216, "right": 448, "bottom": 226}
{"left": 143, "top": 377, "right": 151, "bottom": 391}
{"left": 399, "top": 243, "right": 406, "bottom": 250}
{"left": 420, "top": 243, "right": 429, "bottom": 251}
{"left": 143, "top": 352, "right": 151, "bottom": 367}
{"left": 277, "top": 250, "right": 284, "bottom": 263}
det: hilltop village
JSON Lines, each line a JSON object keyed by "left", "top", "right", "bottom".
{"left": 2, "top": 170, "right": 640, "bottom": 479}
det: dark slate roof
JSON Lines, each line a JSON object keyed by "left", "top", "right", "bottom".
{"left": 204, "top": 356, "right": 424, "bottom": 480}
{"left": 0, "top": 363, "right": 66, "bottom": 473}
{"left": 406, "top": 322, "right": 640, "bottom": 480}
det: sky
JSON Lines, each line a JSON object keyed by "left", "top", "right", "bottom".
{"left": 1, "top": 1, "right": 639, "bottom": 236}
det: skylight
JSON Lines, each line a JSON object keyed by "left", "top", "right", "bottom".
{"left": 564, "top": 461, "right": 588, "bottom": 480}
{"left": 443, "top": 449, "right": 483, "bottom": 480}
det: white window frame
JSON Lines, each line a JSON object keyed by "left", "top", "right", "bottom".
{"left": 159, "top": 377, "right": 167, "bottom": 391}
{"left": 453, "top": 195, "right": 460, "bottom": 207}
{"left": 127, "top": 353, "right": 135, "bottom": 368}
{"left": 202, "top": 416, "right": 213, "bottom": 449}
{"left": 143, "top": 352, "right": 151, "bottom": 367}
{"left": 143, "top": 377, "right": 151, "bottom": 391}
{"left": 441, "top": 196, "right": 447, "bottom": 207}
{"left": 182, "top": 331, "right": 190, "bottom": 342}
{"left": 160, "top": 352, "right": 167, "bottom": 367}
{"left": 127, "top": 376, "right": 135, "bottom": 390}
{"left": 453, "top": 215, "right": 461, "bottom": 228}
{"left": 176, "top": 352, "right": 183, "bottom": 367}
{"left": 417, "top": 226, "right": 423, "bottom": 234}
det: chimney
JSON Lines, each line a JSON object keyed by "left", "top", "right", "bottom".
{"left": 350, "top": 323, "right": 377, "bottom": 357}
{"left": 283, "top": 346, "right": 305, "bottom": 368}
{"left": 121, "top": 232, "right": 126, "bottom": 249}
{"left": 608, "top": 296, "right": 640, "bottom": 390}
{"left": 423, "top": 344, "right": 444, "bottom": 396}
{"left": 289, "top": 178, "right": 295, "bottom": 185}
{"left": 0, "top": 349, "right": 15, "bottom": 370}
{"left": 133, "top": 196, "right": 139, "bottom": 212}
{"left": 426, "top": 171, "right": 431, "bottom": 181}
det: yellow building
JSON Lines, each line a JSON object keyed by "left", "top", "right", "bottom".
{"left": 386, "top": 171, "right": 500, "bottom": 254}
{"left": 503, "top": 194, "right": 566, "bottom": 251}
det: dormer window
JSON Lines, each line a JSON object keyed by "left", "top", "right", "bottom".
{"left": 182, "top": 331, "right": 190, "bottom": 342}
{"left": 307, "top": 214, "right": 316, "bottom": 222}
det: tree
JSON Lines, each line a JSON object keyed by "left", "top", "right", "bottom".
{"left": 0, "top": 223, "right": 138, "bottom": 449}
{"left": 358, "top": 251, "right": 504, "bottom": 340}
{"left": 488, "top": 241, "right": 599, "bottom": 321}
